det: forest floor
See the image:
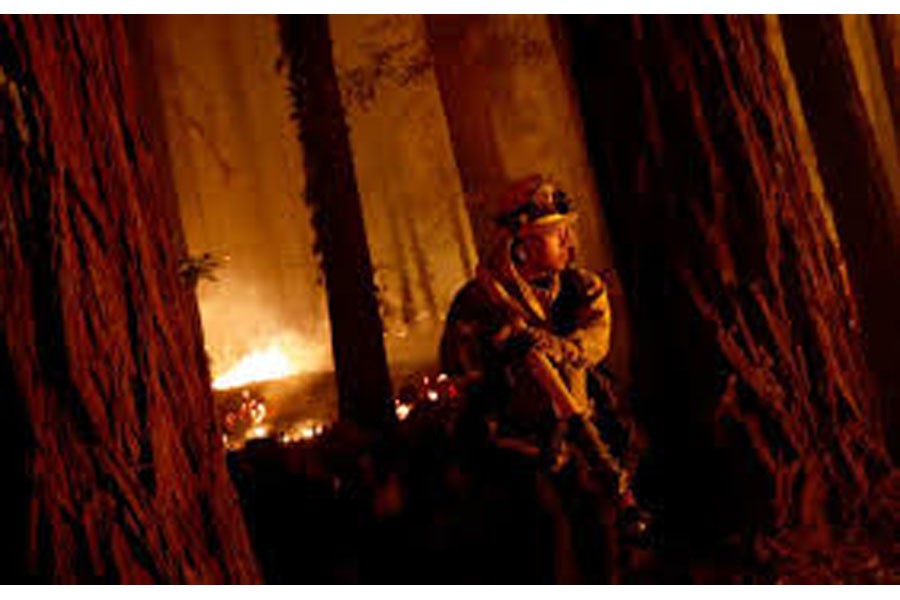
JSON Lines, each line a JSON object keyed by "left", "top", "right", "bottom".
{"left": 226, "top": 418, "right": 899, "bottom": 583}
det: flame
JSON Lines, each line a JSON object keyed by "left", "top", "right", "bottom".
{"left": 212, "top": 342, "right": 298, "bottom": 390}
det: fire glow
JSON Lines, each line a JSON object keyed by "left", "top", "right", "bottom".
{"left": 279, "top": 420, "right": 327, "bottom": 445}
{"left": 212, "top": 341, "right": 298, "bottom": 390}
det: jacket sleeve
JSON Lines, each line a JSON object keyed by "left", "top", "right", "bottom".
{"left": 562, "top": 269, "right": 612, "bottom": 368}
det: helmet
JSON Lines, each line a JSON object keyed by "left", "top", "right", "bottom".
{"left": 494, "top": 175, "right": 577, "bottom": 233}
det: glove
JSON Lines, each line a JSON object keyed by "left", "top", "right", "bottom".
{"left": 527, "top": 327, "right": 585, "bottom": 366}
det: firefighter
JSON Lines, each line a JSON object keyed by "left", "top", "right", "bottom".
{"left": 440, "top": 175, "right": 642, "bottom": 582}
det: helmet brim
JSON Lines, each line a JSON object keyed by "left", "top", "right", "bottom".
{"left": 518, "top": 212, "right": 578, "bottom": 233}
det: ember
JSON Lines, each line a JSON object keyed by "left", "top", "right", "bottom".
{"left": 278, "top": 420, "right": 328, "bottom": 445}
{"left": 394, "top": 400, "right": 412, "bottom": 421}
{"left": 219, "top": 387, "right": 272, "bottom": 449}
{"left": 392, "top": 372, "right": 460, "bottom": 423}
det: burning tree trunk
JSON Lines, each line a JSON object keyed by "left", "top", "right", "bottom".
{"left": 565, "top": 15, "right": 897, "bottom": 582}
{"left": 0, "top": 15, "right": 259, "bottom": 582}
{"left": 278, "top": 15, "right": 393, "bottom": 428}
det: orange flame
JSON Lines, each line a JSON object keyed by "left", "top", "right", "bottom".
{"left": 212, "top": 341, "right": 298, "bottom": 390}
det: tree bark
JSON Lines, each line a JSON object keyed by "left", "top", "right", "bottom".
{"left": 278, "top": 15, "right": 394, "bottom": 428}
{"left": 0, "top": 15, "right": 259, "bottom": 582}
{"left": 780, "top": 15, "right": 900, "bottom": 462}
{"left": 565, "top": 15, "right": 896, "bottom": 582}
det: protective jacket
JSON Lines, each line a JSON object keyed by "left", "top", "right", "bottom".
{"left": 440, "top": 237, "right": 612, "bottom": 462}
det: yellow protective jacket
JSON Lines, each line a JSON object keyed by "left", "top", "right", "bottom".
{"left": 440, "top": 251, "right": 612, "bottom": 455}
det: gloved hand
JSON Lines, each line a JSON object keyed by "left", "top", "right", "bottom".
{"left": 525, "top": 327, "right": 585, "bottom": 366}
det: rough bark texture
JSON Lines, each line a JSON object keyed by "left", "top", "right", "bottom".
{"left": 0, "top": 15, "right": 259, "bottom": 582}
{"left": 781, "top": 15, "right": 900, "bottom": 462}
{"left": 565, "top": 15, "right": 897, "bottom": 582}
{"left": 278, "top": 15, "right": 394, "bottom": 427}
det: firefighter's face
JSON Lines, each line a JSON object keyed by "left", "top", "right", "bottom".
{"left": 520, "top": 221, "right": 575, "bottom": 274}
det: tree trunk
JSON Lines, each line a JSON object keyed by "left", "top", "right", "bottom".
{"left": 564, "top": 15, "right": 896, "bottom": 582}
{"left": 780, "top": 15, "right": 900, "bottom": 462}
{"left": 0, "top": 15, "right": 259, "bottom": 582}
{"left": 278, "top": 15, "right": 394, "bottom": 428}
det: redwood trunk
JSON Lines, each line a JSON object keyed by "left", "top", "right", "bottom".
{"left": 278, "top": 15, "right": 394, "bottom": 428}
{"left": 565, "top": 15, "right": 896, "bottom": 582}
{"left": 0, "top": 15, "right": 259, "bottom": 582}
{"left": 780, "top": 15, "right": 900, "bottom": 461}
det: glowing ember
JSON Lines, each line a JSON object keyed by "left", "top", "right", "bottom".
{"left": 395, "top": 401, "right": 412, "bottom": 421}
{"left": 391, "top": 372, "right": 462, "bottom": 423}
{"left": 212, "top": 342, "right": 298, "bottom": 390}
{"left": 246, "top": 424, "right": 271, "bottom": 440}
{"left": 279, "top": 420, "right": 327, "bottom": 444}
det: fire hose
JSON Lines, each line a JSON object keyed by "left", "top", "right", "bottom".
{"left": 477, "top": 270, "right": 656, "bottom": 549}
